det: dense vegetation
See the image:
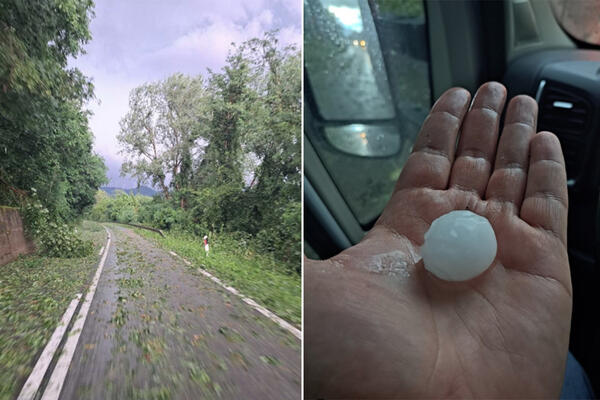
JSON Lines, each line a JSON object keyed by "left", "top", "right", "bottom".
{"left": 0, "top": 0, "right": 106, "bottom": 256}
{"left": 0, "top": 2, "right": 300, "bottom": 396}
{"left": 0, "top": 0, "right": 300, "bottom": 270}
{"left": 133, "top": 226, "right": 301, "bottom": 325}
{"left": 91, "top": 33, "right": 301, "bottom": 274}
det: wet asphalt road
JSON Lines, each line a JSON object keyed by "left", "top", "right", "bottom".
{"left": 58, "top": 225, "right": 300, "bottom": 399}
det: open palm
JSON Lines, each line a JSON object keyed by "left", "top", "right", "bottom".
{"left": 305, "top": 82, "right": 572, "bottom": 398}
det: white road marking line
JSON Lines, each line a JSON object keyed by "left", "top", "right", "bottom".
{"left": 17, "top": 294, "right": 82, "bottom": 400}
{"left": 167, "top": 250, "right": 301, "bottom": 340}
{"left": 98, "top": 246, "right": 104, "bottom": 256}
{"left": 199, "top": 269, "right": 212, "bottom": 278}
{"left": 40, "top": 227, "right": 112, "bottom": 400}
{"left": 224, "top": 286, "right": 239, "bottom": 295}
{"left": 240, "top": 296, "right": 300, "bottom": 336}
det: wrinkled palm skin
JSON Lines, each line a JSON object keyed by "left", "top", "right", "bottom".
{"left": 305, "top": 82, "right": 572, "bottom": 399}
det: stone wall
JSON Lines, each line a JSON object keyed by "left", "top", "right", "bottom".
{"left": 0, "top": 206, "right": 35, "bottom": 266}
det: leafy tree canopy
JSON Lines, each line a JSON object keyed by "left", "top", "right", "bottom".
{"left": 0, "top": 0, "right": 106, "bottom": 221}
{"left": 110, "top": 31, "right": 301, "bottom": 271}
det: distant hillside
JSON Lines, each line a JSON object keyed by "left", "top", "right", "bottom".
{"left": 101, "top": 186, "right": 158, "bottom": 197}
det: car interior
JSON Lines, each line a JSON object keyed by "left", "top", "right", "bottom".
{"left": 304, "top": 0, "right": 600, "bottom": 393}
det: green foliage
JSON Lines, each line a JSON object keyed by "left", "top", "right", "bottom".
{"left": 135, "top": 228, "right": 301, "bottom": 326}
{"left": 91, "top": 194, "right": 191, "bottom": 232}
{"left": 88, "top": 189, "right": 110, "bottom": 221}
{"left": 111, "top": 31, "right": 301, "bottom": 273}
{"left": 0, "top": 0, "right": 94, "bottom": 97}
{"left": 196, "top": 52, "right": 250, "bottom": 188}
{"left": 140, "top": 201, "right": 181, "bottom": 230}
{"left": 90, "top": 191, "right": 299, "bottom": 273}
{"left": 0, "top": 220, "right": 105, "bottom": 399}
{"left": 89, "top": 189, "right": 151, "bottom": 224}
{"left": 254, "top": 202, "right": 301, "bottom": 274}
{"left": 235, "top": 34, "right": 301, "bottom": 266}
{"left": 116, "top": 205, "right": 137, "bottom": 224}
{"left": 118, "top": 74, "right": 206, "bottom": 198}
{"left": 21, "top": 195, "right": 93, "bottom": 258}
{"left": 0, "top": 0, "right": 107, "bottom": 235}
{"left": 188, "top": 184, "right": 244, "bottom": 232}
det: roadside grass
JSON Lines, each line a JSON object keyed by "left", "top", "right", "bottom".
{"left": 130, "top": 227, "right": 301, "bottom": 327}
{"left": 0, "top": 220, "right": 106, "bottom": 399}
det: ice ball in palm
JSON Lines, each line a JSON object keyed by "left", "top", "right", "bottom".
{"left": 421, "top": 210, "right": 497, "bottom": 281}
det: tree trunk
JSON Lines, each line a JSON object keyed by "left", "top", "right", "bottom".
{"left": 159, "top": 178, "right": 170, "bottom": 199}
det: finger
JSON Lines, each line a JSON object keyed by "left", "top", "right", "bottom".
{"left": 520, "top": 131, "right": 568, "bottom": 246}
{"left": 485, "top": 95, "right": 538, "bottom": 211}
{"left": 395, "top": 87, "right": 471, "bottom": 191}
{"left": 449, "top": 82, "right": 507, "bottom": 196}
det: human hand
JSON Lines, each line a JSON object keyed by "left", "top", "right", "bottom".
{"left": 305, "top": 82, "right": 571, "bottom": 398}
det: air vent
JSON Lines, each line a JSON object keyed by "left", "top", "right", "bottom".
{"left": 537, "top": 81, "right": 592, "bottom": 183}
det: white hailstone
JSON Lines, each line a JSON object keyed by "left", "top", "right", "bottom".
{"left": 421, "top": 210, "right": 497, "bottom": 282}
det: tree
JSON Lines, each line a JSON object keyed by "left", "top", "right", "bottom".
{"left": 194, "top": 49, "right": 255, "bottom": 189}
{"left": 237, "top": 33, "right": 302, "bottom": 260}
{"left": 118, "top": 74, "right": 206, "bottom": 203}
{"left": 116, "top": 32, "right": 301, "bottom": 271}
{"left": 0, "top": 0, "right": 106, "bottom": 221}
{"left": 242, "top": 33, "right": 301, "bottom": 197}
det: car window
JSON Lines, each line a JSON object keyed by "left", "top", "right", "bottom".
{"left": 304, "top": 0, "right": 431, "bottom": 226}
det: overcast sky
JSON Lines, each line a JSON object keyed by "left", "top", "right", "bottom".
{"left": 70, "top": 0, "right": 301, "bottom": 188}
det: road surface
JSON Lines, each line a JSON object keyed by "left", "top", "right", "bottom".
{"left": 57, "top": 225, "right": 300, "bottom": 399}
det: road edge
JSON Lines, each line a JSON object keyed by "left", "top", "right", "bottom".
{"left": 39, "top": 226, "right": 112, "bottom": 400}
{"left": 16, "top": 294, "right": 82, "bottom": 400}
{"left": 167, "top": 249, "right": 302, "bottom": 340}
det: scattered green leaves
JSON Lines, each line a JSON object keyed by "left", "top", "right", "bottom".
{"left": 135, "top": 228, "right": 300, "bottom": 326}
{"left": 0, "top": 220, "right": 105, "bottom": 398}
